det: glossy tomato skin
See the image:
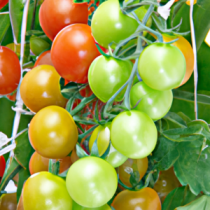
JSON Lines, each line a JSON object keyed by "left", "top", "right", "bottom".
{"left": 138, "top": 43, "right": 186, "bottom": 91}
{"left": 72, "top": 201, "right": 111, "bottom": 210}
{"left": 0, "top": 156, "right": 6, "bottom": 177}
{"left": 0, "top": 46, "right": 21, "bottom": 95}
{"left": 130, "top": 81, "right": 173, "bottom": 121}
{"left": 20, "top": 65, "right": 67, "bottom": 113}
{"left": 112, "top": 188, "right": 161, "bottom": 210}
{"left": 29, "top": 106, "right": 78, "bottom": 159}
{"left": 34, "top": 50, "right": 54, "bottom": 67}
{"left": 39, "top": 0, "right": 88, "bottom": 40}
{"left": 119, "top": 157, "right": 148, "bottom": 188}
{"left": 51, "top": 24, "right": 100, "bottom": 83}
{"left": 111, "top": 110, "right": 157, "bottom": 159}
{"left": 88, "top": 55, "right": 132, "bottom": 102}
{"left": 23, "top": 172, "right": 73, "bottom": 210}
{"left": 0, "top": 0, "right": 8, "bottom": 10}
{"left": 0, "top": 193, "right": 17, "bottom": 210}
{"left": 66, "top": 156, "right": 118, "bottom": 208}
{"left": 30, "top": 36, "right": 50, "bottom": 56}
{"left": 91, "top": 0, "right": 138, "bottom": 49}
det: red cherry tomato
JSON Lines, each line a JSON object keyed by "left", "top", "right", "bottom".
{"left": 0, "top": 156, "right": 6, "bottom": 177}
{"left": 0, "top": 0, "right": 8, "bottom": 10}
{"left": 0, "top": 46, "right": 21, "bottom": 95}
{"left": 39, "top": 0, "right": 88, "bottom": 40}
{"left": 34, "top": 50, "right": 54, "bottom": 67}
{"left": 51, "top": 24, "right": 100, "bottom": 83}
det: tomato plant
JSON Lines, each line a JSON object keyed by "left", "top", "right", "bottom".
{"left": 0, "top": 193, "right": 17, "bottom": 210}
{"left": 34, "top": 50, "right": 54, "bottom": 67}
{"left": 30, "top": 36, "right": 50, "bottom": 56}
{"left": 72, "top": 201, "right": 111, "bottom": 210}
{"left": 0, "top": 156, "right": 6, "bottom": 177}
{"left": 0, "top": 0, "right": 8, "bottom": 10}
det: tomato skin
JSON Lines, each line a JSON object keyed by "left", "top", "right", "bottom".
{"left": 73, "top": 201, "right": 111, "bottom": 210}
{"left": 66, "top": 156, "right": 118, "bottom": 208}
{"left": 34, "top": 50, "right": 54, "bottom": 67}
{"left": 0, "top": 0, "right": 8, "bottom": 10}
{"left": 39, "top": 0, "right": 88, "bottom": 41}
{"left": 111, "top": 110, "right": 157, "bottom": 159}
{"left": 112, "top": 188, "right": 161, "bottom": 210}
{"left": 138, "top": 43, "right": 186, "bottom": 91}
{"left": 20, "top": 65, "right": 67, "bottom": 113}
{"left": 30, "top": 36, "right": 50, "bottom": 56}
{"left": 130, "top": 81, "right": 173, "bottom": 121}
{"left": 51, "top": 24, "right": 100, "bottom": 83}
{"left": 29, "top": 106, "right": 78, "bottom": 159}
{"left": 0, "top": 46, "right": 21, "bottom": 95}
{"left": 0, "top": 156, "right": 6, "bottom": 177}
{"left": 88, "top": 55, "right": 132, "bottom": 102}
{"left": 23, "top": 172, "right": 73, "bottom": 210}
{"left": 0, "top": 193, "right": 17, "bottom": 210}
{"left": 119, "top": 157, "right": 148, "bottom": 188}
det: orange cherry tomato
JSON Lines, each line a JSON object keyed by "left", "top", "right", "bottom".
{"left": 0, "top": 0, "right": 8, "bottom": 10}
{"left": 0, "top": 155, "right": 6, "bottom": 177}
{"left": 34, "top": 50, "right": 54, "bottom": 67}
{"left": 51, "top": 24, "right": 100, "bottom": 83}
{"left": 39, "top": 0, "right": 88, "bottom": 40}
{"left": 112, "top": 188, "right": 161, "bottom": 210}
{"left": 0, "top": 193, "right": 17, "bottom": 210}
{"left": 20, "top": 65, "right": 67, "bottom": 113}
{"left": 29, "top": 106, "right": 78, "bottom": 159}
{"left": 0, "top": 46, "right": 21, "bottom": 95}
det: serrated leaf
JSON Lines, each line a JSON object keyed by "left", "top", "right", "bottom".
{"left": 164, "top": 112, "right": 187, "bottom": 128}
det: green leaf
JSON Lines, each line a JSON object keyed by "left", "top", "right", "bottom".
{"left": 152, "top": 13, "right": 166, "bottom": 31}
{"left": 0, "top": 14, "right": 10, "bottom": 44}
{"left": 76, "top": 143, "right": 89, "bottom": 158}
{"left": 48, "top": 159, "right": 60, "bottom": 175}
{"left": 61, "top": 82, "right": 80, "bottom": 99}
{"left": 164, "top": 112, "right": 187, "bottom": 129}
{"left": 129, "top": 170, "right": 140, "bottom": 187}
{"left": 100, "top": 142, "right": 111, "bottom": 159}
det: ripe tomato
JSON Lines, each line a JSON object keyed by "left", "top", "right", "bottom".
{"left": 34, "top": 50, "right": 54, "bottom": 67}
{"left": 29, "top": 106, "right": 78, "bottom": 159}
{"left": 119, "top": 157, "right": 148, "bottom": 188}
{"left": 30, "top": 36, "right": 50, "bottom": 56}
{"left": 73, "top": 201, "right": 111, "bottom": 210}
{"left": 130, "top": 81, "right": 173, "bottom": 121}
{"left": 20, "top": 65, "right": 67, "bottom": 113}
{"left": 23, "top": 172, "right": 73, "bottom": 210}
{"left": 0, "top": 0, "right": 8, "bottom": 10}
{"left": 51, "top": 24, "right": 100, "bottom": 83}
{"left": 0, "top": 193, "right": 17, "bottom": 210}
{"left": 29, "top": 151, "right": 72, "bottom": 175}
{"left": 39, "top": 0, "right": 88, "bottom": 41}
{"left": 66, "top": 156, "right": 118, "bottom": 208}
{"left": 88, "top": 55, "right": 132, "bottom": 102}
{"left": 138, "top": 43, "right": 186, "bottom": 91}
{"left": 0, "top": 155, "right": 6, "bottom": 177}
{"left": 111, "top": 110, "right": 157, "bottom": 159}
{"left": 162, "top": 34, "right": 194, "bottom": 87}
{"left": 0, "top": 46, "right": 21, "bottom": 95}
{"left": 153, "top": 167, "right": 180, "bottom": 202}
{"left": 112, "top": 188, "right": 161, "bottom": 210}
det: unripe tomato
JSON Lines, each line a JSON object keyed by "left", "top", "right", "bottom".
{"left": 88, "top": 55, "right": 132, "bottom": 102}
{"left": 29, "top": 151, "right": 72, "bottom": 175}
{"left": 119, "top": 157, "right": 148, "bottom": 188}
{"left": 162, "top": 34, "right": 194, "bottom": 87}
{"left": 23, "top": 172, "right": 73, "bottom": 210}
{"left": 112, "top": 188, "right": 161, "bottom": 210}
{"left": 111, "top": 110, "right": 157, "bottom": 159}
{"left": 29, "top": 106, "right": 78, "bottom": 159}
{"left": 66, "top": 156, "right": 118, "bottom": 208}
{"left": 153, "top": 167, "right": 180, "bottom": 202}
{"left": 0, "top": 155, "right": 6, "bottom": 177}
{"left": 0, "top": 46, "right": 21, "bottom": 95}
{"left": 138, "top": 43, "right": 186, "bottom": 91}
{"left": 51, "top": 24, "right": 100, "bottom": 83}
{"left": 30, "top": 36, "right": 50, "bottom": 56}
{"left": 0, "top": 193, "right": 17, "bottom": 210}
{"left": 73, "top": 201, "right": 111, "bottom": 210}
{"left": 0, "top": 0, "right": 8, "bottom": 10}
{"left": 130, "top": 81, "right": 173, "bottom": 121}
{"left": 34, "top": 50, "right": 54, "bottom": 67}
{"left": 20, "top": 65, "right": 67, "bottom": 113}
{"left": 39, "top": 0, "right": 88, "bottom": 40}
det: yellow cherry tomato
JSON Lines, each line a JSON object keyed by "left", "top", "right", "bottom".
{"left": 0, "top": 193, "right": 17, "bottom": 210}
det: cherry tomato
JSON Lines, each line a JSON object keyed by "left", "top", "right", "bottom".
{"left": 0, "top": 193, "right": 17, "bottom": 210}
{"left": 111, "top": 110, "right": 157, "bottom": 159}
{"left": 0, "top": 155, "right": 6, "bottom": 177}
{"left": 29, "top": 106, "right": 78, "bottom": 159}
{"left": 6, "top": 92, "right": 16, "bottom": 102}
{"left": 23, "top": 172, "right": 73, "bottom": 210}
{"left": 66, "top": 156, "right": 118, "bottom": 208}
{"left": 0, "top": 0, "right": 8, "bottom": 10}
{"left": 17, "top": 194, "right": 24, "bottom": 210}
{"left": 130, "top": 81, "right": 173, "bottom": 121}
{"left": 20, "top": 65, "right": 67, "bottom": 113}
{"left": 153, "top": 167, "right": 180, "bottom": 202}
{"left": 138, "top": 43, "right": 186, "bottom": 91}
{"left": 30, "top": 36, "right": 50, "bottom": 56}
{"left": 88, "top": 55, "right": 132, "bottom": 102}
{"left": 29, "top": 151, "right": 72, "bottom": 175}
{"left": 51, "top": 24, "right": 100, "bottom": 83}
{"left": 39, "top": 0, "right": 88, "bottom": 41}
{"left": 72, "top": 201, "right": 111, "bottom": 210}
{"left": 0, "top": 46, "right": 21, "bottom": 95}
{"left": 34, "top": 50, "right": 54, "bottom": 67}
{"left": 119, "top": 157, "right": 148, "bottom": 188}
{"left": 162, "top": 34, "right": 194, "bottom": 87}
{"left": 112, "top": 188, "right": 161, "bottom": 210}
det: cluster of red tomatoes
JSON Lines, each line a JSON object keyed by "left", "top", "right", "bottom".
{"left": 0, "top": 0, "right": 195, "bottom": 209}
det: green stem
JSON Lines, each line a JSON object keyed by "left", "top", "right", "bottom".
{"left": 78, "top": 125, "right": 98, "bottom": 143}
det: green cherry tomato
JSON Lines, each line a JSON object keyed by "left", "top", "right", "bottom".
{"left": 66, "top": 156, "right": 118, "bottom": 208}
{"left": 130, "top": 81, "right": 173, "bottom": 121}
{"left": 72, "top": 201, "right": 111, "bottom": 210}
{"left": 138, "top": 43, "right": 186, "bottom": 91}
{"left": 111, "top": 110, "right": 157, "bottom": 159}
{"left": 88, "top": 55, "right": 132, "bottom": 102}
{"left": 91, "top": 0, "right": 138, "bottom": 48}
{"left": 23, "top": 172, "right": 73, "bottom": 210}
{"left": 30, "top": 36, "right": 50, "bottom": 56}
